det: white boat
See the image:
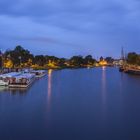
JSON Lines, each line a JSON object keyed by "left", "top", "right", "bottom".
{"left": 31, "top": 70, "right": 46, "bottom": 78}
{"left": 9, "top": 73, "right": 35, "bottom": 88}
{"left": 23, "top": 68, "right": 33, "bottom": 73}
{"left": 0, "top": 72, "right": 21, "bottom": 86}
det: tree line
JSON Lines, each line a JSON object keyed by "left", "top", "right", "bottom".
{"left": 127, "top": 52, "right": 140, "bottom": 66}
{"left": 1, "top": 46, "right": 97, "bottom": 69}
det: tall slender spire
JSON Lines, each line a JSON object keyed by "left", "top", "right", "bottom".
{"left": 121, "top": 46, "right": 125, "bottom": 60}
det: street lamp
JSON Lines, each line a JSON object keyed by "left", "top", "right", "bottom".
{"left": 19, "top": 56, "right": 21, "bottom": 68}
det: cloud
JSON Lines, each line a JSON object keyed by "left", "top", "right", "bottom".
{"left": 0, "top": 0, "right": 140, "bottom": 57}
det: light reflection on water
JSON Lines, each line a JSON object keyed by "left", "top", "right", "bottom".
{"left": 47, "top": 69, "right": 53, "bottom": 111}
{"left": 0, "top": 68, "right": 140, "bottom": 140}
{"left": 0, "top": 86, "right": 28, "bottom": 95}
{"left": 101, "top": 66, "right": 107, "bottom": 121}
{"left": 101, "top": 66, "right": 107, "bottom": 104}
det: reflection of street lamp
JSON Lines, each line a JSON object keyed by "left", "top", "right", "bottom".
{"left": 47, "top": 69, "right": 53, "bottom": 111}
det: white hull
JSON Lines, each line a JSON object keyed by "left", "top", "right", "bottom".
{"left": 9, "top": 77, "right": 35, "bottom": 88}
{"left": 0, "top": 80, "right": 9, "bottom": 86}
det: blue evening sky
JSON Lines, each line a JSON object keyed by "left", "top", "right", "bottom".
{"left": 0, "top": 0, "right": 140, "bottom": 58}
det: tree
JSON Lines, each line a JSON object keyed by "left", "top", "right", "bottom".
{"left": 69, "top": 56, "right": 84, "bottom": 67}
{"left": 4, "top": 59, "right": 13, "bottom": 68}
{"left": 84, "top": 55, "right": 96, "bottom": 65}
{"left": 127, "top": 52, "right": 139, "bottom": 65}
{"left": 105, "top": 57, "right": 114, "bottom": 63}
{"left": 4, "top": 46, "right": 34, "bottom": 67}
{"left": 34, "top": 55, "right": 46, "bottom": 66}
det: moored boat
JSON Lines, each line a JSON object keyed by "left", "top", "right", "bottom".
{"left": 124, "top": 68, "right": 140, "bottom": 75}
{"left": 119, "top": 66, "right": 125, "bottom": 72}
{"left": 31, "top": 70, "right": 46, "bottom": 78}
{"left": 9, "top": 73, "right": 35, "bottom": 88}
{"left": 0, "top": 72, "right": 21, "bottom": 86}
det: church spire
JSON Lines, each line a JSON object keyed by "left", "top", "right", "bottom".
{"left": 121, "top": 47, "right": 125, "bottom": 60}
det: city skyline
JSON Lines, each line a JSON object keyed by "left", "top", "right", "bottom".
{"left": 0, "top": 0, "right": 140, "bottom": 58}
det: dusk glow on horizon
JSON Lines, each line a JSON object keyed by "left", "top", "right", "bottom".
{"left": 0, "top": 0, "right": 140, "bottom": 58}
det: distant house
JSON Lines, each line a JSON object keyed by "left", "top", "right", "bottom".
{"left": 113, "top": 59, "right": 124, "bottom": 66}
{"left": 99, "top": 59, "right": 108, "bottom": 66}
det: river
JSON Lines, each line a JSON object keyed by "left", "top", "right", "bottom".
{"left": 0, "top": 67, "right": 140, "bottom": 140}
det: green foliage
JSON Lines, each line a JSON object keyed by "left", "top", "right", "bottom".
{"left": 69, "top": 55, "right": 96, "bottom": 67}
{"left": 127, "top": 52, "right": 140, "bottom": 65}
{"left": 4, "top": 45, "right": 33, "bottom": 67}
{"left": 84, "top": 55, "right": 96, "bottom": 65}
{"left": 3, "top": 45, "right": 98, "bottom": 68}
{"left": 69, "top": 56, "right": 84, "bottom": 67}
{"left": 34, "top": 55, "right": 46, "bottom": 66}
{"left": 105, "top": 57, "right": 114, "bottom": 63}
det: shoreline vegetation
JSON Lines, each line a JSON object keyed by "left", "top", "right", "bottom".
{"left": 119, "top": 52, "right": 140, "bottom": 74}
{"left": 0, "top": 46, "right": 114, "bottom": 71}
{"left": 0, "top": 46, "right": 140, "bottom": 73}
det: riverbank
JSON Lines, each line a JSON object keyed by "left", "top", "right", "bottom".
{"left": 119, "top": 64, "right": 140, "bottom": 75}
{"left": 1, "top": 63, "right": 114, "bottom": 74}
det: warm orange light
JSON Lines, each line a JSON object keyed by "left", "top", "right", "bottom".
{"left": 102, "top": 65, "right": 107, "bottom": 106}
{"left": 99, "top": 59, "right": 108, "bottom": 66}
{"left": 102, "top": 66, "right": 106, "bottom": 71}
{"left": 48, "top": 69, "right": 52, "bottom": 76}
{"left": 47, "top": 69, "right": 53, "bottom": 110}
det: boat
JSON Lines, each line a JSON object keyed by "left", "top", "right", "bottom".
{"left": 31, "top": 70, "right": 46, "bottom": 78}
{"left": 119, "top": 66, "right": 125, "bottom": 72}
{"left": 9, "top": 73, "right": 35, "bottom": 88}
{"left": 23, "top": 68, "right": 33, "bottom": 73}
{"left": 124, "top": 68, "right": 140, "bottom": 75}
{"left": 119, "top": 64, "right": 140, "bottom": 75}
{"left": 0, "top": 72, "right": 21, "bottom": 86}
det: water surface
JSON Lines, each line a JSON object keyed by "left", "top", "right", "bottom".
{"left": 0, "top": 67, "right": 140, "bottom": 140}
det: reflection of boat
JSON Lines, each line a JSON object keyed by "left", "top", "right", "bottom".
{"left": 31, "top": 70, "right": 46, "bottom": 78}
{"left": 0, "top": 86, "right": 8, "bottom": 92}
{"left": 119, "top": 65, "right": 140, "bottom": 75}
{"left": 0, "top": 79, "right": 8, "bottom": 86}
{"left": 9, "top": 73, "right": 35, "bottom": 88}
{"left": 0, "top": 72, "right": 21, "bottom": 86}
{"left": 8, "top": 88, "right": 29, "bottom": 95}
{"left": 119, "top": 67, "right": 125, "bottom": 72}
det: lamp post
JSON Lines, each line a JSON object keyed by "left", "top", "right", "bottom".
{"left": 19, "top": 56, "right": 22, "bottom": 68}
{"left": 7, "top": 54, "right": 11, "bottom": 72}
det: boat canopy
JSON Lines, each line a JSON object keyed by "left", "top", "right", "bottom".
{"left": 32, "top": 70, "right": 46, "bottom": 73}
{"left": 13, "top": 73, "right": 35, "bottom": 79}
{"left": 23, "top": 68, "right": 33, "bottom": 73}
{"left": 0, "top": 72, "right": 21, "bottom": 78}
